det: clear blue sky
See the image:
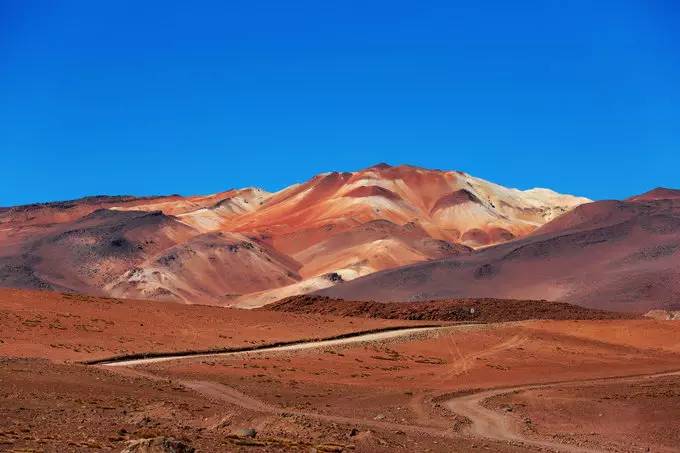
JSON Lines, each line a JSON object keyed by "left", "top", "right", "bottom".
{"left": 2, "top": 1, "right": 679, "bottom": 206}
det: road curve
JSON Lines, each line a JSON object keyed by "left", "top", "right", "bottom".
{"left": 99, "top": 325, "right": 458, "bottom": 367}
{"left": 94, "top": 323, "right": 680, "bottom": 452}
{"left": 444, "top": 370, "right": 680, "bottom": 453}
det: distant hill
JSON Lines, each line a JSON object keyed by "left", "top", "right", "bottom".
{"left": 319, "top": 188, "right": 680, "bottom": 313}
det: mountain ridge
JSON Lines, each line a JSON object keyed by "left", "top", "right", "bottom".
{"left": 318, "top": 186, "right": 680, "bottom": 312}
{"left": 0, "top": 163, "right": 591, "bottom": 305}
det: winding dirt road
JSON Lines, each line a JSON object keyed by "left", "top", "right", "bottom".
{"left": 96, "top": 325, "right": 680, "bottom": 452}
{"left": 445, "top": 370, "right": 680, "bottom": 453}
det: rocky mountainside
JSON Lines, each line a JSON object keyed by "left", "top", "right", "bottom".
{"left": 319, "top": 187, "right": 680, "bottom": 313}
{"left": 0, "top": 164, "right": 588, "bottom": 305}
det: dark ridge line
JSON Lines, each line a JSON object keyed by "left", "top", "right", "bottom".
{"left": 82, "top": 323, "right": 460, "bottom": 366}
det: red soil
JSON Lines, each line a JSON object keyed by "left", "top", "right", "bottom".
{"left": 489, "top": 374, "right": 680, "bottom": 451}
{"left": 142, "top": 319, "right": 680, "bottom": 452}
{"left": 429, "top": 189, "right": 482, "bottom": 213}
{"left": 0, "top": 288, "right": 422, "bottom": 362}
{"left": 627, "top": 187, "right": 680, "bottom": 202}
{"left": 343, "top": 185, "right": 403, "bottom": 201}
{"left": 0, "top": 288, "right": 678, "bottom": 452}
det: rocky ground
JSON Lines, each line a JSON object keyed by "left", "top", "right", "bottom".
{"left": 1, "top": 289, "right": 679, "bottom": 452}
{"left": 136, "top": 320, "right": 680, "bottom": 452}
{"left": 264, "top": 295, "right": 638, "bottom": 322}
{"left": 486, "top": 373, "right": 680, "bottom": 452}
{"left": 0, "top": 288, "right": 425, "bottom": 362}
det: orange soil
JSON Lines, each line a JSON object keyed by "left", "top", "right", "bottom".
{"left": 1, "top": 288, "right": 679, "bottom": 452}
{"left": 489, "top": 374, "right": 680, "bottom": 452}
{"left": 0, "top": 288, "right": 424, "bottom": 362}
{"left": 139, "top": 319, "right": 680, "bottom": 452}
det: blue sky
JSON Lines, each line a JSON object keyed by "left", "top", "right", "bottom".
{"left": 2, "top": 0, "right": 678, "bottom": 206}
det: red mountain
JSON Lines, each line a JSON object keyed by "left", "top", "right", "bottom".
{"left": 318, "top": 188, "right": 680, "bottom": 312}
{"left": 0, "top": 164, "right": 588, "bottom": 305}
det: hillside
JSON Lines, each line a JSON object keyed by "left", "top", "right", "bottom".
{"left": 318, "top": 188, "right": 680, "bottom": 312}
{"left": 0, "top": 164, "right": 588, "bottom": 304}
{"left": 264, "top": 295, "right": 635, "bottom": 322}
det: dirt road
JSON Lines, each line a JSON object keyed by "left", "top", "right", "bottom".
{"left": 444, "top": 370, "right": 680, "bottom": 453}
{"left": 96, "top": 324, "right": 680, "bottom": 452}
{"left": 98, "top": 325, "right": 457, "bottom": 367}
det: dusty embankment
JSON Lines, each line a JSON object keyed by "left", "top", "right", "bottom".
{"left": 90, "top": 325, "right": 451, "bottom": 366}
{"left": 0, "top": 288, "right": 429, "bottom": 361}
{"left": 263, "top": 295, "right": 638, "bottom": 322}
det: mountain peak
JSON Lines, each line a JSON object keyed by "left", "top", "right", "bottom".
{"left": 627, "top": 187, "right": 680, "bottom": 202}
{"left": 368, "top": 162, "right": 392, "bottom": 170}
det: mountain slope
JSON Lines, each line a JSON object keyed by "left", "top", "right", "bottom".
{"left": 225, "top": 164, "right": 590, "bottom": 250}
{"left": 0, "top": 164, "right": 589, "bottom": 304}
{"left": 292, "top": 220, "right": 470, "bottom": 278}
{"left": 318, "top": 188, "right": 680, "bottom": 312}
{"left": 0, "top": 209, "right": 197, "bottom": 294}
{"left": 0, "top": 194, "right": 180, "bottom": 253}
{"left": 105, "top": 232, "right": 301, "bottom": 304}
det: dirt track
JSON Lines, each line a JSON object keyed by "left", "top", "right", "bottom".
{"left": 98, "top": 325, "right": 455, "bottom": 366}
{"left": 444, "top": 370, "right": 680, "bottom": 452}
{"left": 97, "top": 324, "right": 680, "bottom": 452}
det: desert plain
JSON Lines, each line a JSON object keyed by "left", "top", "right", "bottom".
{"left": 1, "top": 289, "right": 679, "bottom": 453}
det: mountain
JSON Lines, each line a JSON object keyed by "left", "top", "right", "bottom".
{"left": 0, "top": 164, "right": 588, "bottom": 304}
{"left": 627, "top": 187, "right": 680, "bottom": 203}
{"left": 318, "top": 188, "right": 680, "bottom": 313}
{"left": 221, "top": 163, "right": 589, "bottom": 249}
{"left": 0, "top": 209, "right": 196, "bottom": 294}
{"left": 105, "top": 231, "right": 302, "bottom": 303}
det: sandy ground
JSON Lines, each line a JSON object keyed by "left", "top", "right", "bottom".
{"left": 134, "top": 320, "right": 680, "bottom": 452}
{"left": 482, "top": 371, "right": 680, "bottom": 453}
{"left": 0, "top": 288, "right": 426, "bottom": 362}
{"left": 1, "top": 289, "right": 679, "bottom": 452}
{"left": 99, "top": 326, "right": 451, "bottom": 366}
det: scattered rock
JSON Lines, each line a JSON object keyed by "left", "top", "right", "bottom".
{"left": 316, "top": 445, "right": 344, "bottom": 452}
{"left": 121, "top": 437, "right": 194, "bottom": 453}
{"left": 325, "top": 272, "right": 344, "bottom": 283}
{"left": 232, "top": 427, "right": 257, "bottom": 438}
{"left": 210, "top": 415, "right": 234, "bottom": 430}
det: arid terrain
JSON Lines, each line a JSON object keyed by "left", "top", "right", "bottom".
{"left": 0, "top": 164, "right": 590, "bottom": 306}
{"left": 0, "top": 289, "right": 423, "bottom": 362}
{"left": 264, "top": 295, "right": 636, "bottom": 322}
{"left": 4, "top": 0, "right": 679, "bottom": 447}
{"left": 3, "top": 165, "right": 680, "bottom": 315}
{"left": 2, "top": 168, "right": 680, "bottom": 452}
{"left": 321, "top": 187, "right": 680, "bottom": 312}
{"left": 1, "top": 289, "right": 679, "bottom": 452}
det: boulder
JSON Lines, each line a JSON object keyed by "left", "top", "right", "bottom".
{"left": 121, "top": 437, "right": 194, "bottom": 453}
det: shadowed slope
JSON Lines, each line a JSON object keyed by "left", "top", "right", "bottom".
{"left": 0, "top": 164, "right": 589, "bottom": 304}
{"left": 318, "top": 189, "right": 680, "bottom": 312}
{"left": 106, "top": 232, "right": 302, "bottom": 304}
{"left": 0, "top": 209, "right": 196, "bottom": 295}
